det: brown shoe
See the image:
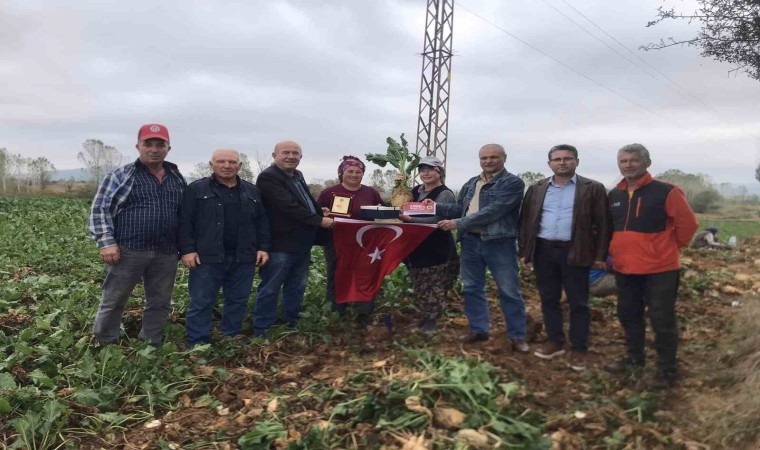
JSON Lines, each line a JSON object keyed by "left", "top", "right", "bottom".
{"left": 461, "top": 332, "right": 489, "bottom": 344}
{"left": 648, "top": 374, "right": 677, "bottom": 390}
{"left": 510, "top": 339, "right": 529, "bottom": 353}
{"left": 604, "top": 358, "right": 644, "bottom": 374}
{"left": 533, "top": 342, "right": 566, "bottom": 360}
{"left": 568, "top": 351, "right": 586, "bottom": 371}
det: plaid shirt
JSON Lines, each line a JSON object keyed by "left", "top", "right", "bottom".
{"left": 88, "top": 159, "right": 186, "bottom": 249}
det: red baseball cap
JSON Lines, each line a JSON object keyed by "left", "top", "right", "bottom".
{"left": 137, "top": 124, "right": 170, "bottom": 142}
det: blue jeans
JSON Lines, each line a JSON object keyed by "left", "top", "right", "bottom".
{"left": 93, "top": 248, "right": 178, "bottom": 345}
{"left": 252, "top": 251, "right": 311, "bottom": 335}
{"left": 460, "top": 234, "right": 526, "bottom": 339}
{"left": 185, "top": 259, "right": 255, "bottom": 346}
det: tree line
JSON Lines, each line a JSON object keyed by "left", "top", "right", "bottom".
{"left": 0, "top": 149, "right": 56, "bottom": 194}
{"left": 2, "top": 139, "right": 759, "bottom": 212}
{"left": 515, "top": 170, "right": 760, "bottom": 213}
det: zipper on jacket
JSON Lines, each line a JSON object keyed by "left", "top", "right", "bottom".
{"left": 623, "top": 191, "right": 634, "bottom": 231}
{"left": 635, "top": 198, "right": 641, "bottom": 218}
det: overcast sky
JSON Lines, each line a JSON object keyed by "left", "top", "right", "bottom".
{"left": 2, "top": 0, "right": 759, "bottom": 188}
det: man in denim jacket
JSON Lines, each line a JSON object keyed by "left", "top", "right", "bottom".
{"left": 427, "top": 144, "right": 529, "bottom": 352}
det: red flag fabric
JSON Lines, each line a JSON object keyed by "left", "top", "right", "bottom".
{"left": 333, "top": 218, "right": 437, "bottom": 303}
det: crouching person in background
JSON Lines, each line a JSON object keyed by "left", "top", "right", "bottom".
{"left": 179, "top": 149, "right": 270, "bottom": 347}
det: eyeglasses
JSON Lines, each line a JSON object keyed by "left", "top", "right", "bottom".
{"left": 549, "top": 157, "right": 576, "bottom": 163}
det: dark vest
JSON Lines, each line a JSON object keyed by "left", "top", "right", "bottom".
{"left": 405, "top": 185, "right": 458, "bottom": 268}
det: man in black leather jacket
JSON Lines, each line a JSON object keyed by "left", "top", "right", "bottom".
{"left": 252, "top": 141, "right": 334, "bottom": 336}
{"left": 179, "top": 149, "right": 270, "bottom": 347}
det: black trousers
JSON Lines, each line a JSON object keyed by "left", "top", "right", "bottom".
{"left": 614, "top": 270, "right": 680, "bottom": 377}
{"left": 533, "top": 242, "right": 590, "bottom": 352}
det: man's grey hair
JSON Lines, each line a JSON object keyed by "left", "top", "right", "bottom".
{"left": 618, "top": 143, "right": 651, "bottom": 165}
{"left": 211, "top": 148, "right": 240, "bottom": 161}
{"left": 480, "top": 143, "right": 507, "bottom": 157}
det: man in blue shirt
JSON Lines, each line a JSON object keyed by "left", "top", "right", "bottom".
{"left": 88, "top": 124, "right": 186, "bottom": 345}
{"left": 519, "top": 144, "right": 611, "bottom": 371}
{"left": 428, "top": 144, "right": 529, "bottom": 353}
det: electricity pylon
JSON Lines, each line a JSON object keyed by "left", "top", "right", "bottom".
{"left": 415, "top": 0, "right": 454, "bottom": 167}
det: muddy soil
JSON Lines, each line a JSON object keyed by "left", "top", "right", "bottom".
{"left": 83, "top": 242, "right": 760, "bottom": 449}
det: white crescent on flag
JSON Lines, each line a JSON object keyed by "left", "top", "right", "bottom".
{"left": 355, "top": 224, "right": 403, "bottom": 248}
{"left": 332, "top": 218, "right": 438, "bottom": 303}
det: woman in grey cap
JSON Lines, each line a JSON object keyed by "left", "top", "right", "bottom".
{"left": 400, "top": 156, "right": 460, "bottom": 334}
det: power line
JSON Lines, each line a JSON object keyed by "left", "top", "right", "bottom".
{"left": 557, "top": 0, "right": 720, "bottom": 116}
{"left": 540, "top": 0, "right": 653, "bottom": 77}
{"left": 456, "top": 2, "right": 688, "bottom": 128}
{"left": 557, "top": 0, "right": 760, "bottom": 140}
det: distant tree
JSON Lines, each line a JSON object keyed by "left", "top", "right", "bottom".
{"left": 717, "top": 182, "right": 748, "bottom": 200}
{"left": 0, "top": 148, "right": 7, "bottom": 193}
{"left": 383, "top": 169, "right": 398, "bottom": 194}
{"left": 691, "top": 189, "right": 722, "bottom": 213}
{"left": 307, "top": 183, "right": 322, "bottom": 199}
{"left": 756, "top": 162, "right": 760, "bottom": 183}
{"left": 189, "top": 162, "right": 212, "bottom": 180}
{"left": 28, "top": 157, "right": 56, "bottom": 189}
{"left": 656, "top": 169, "right": 723, "bottom": 211}
{"left": 518, "top": 171, "right": 546, "bottom": 187}
{"left": 250, "top": 151, "right": 272, "bottom": 174}
{"left": 369, "top": 168, "right": 386, "bottom": 193}
{"left": 643, "top": 0, "right": 760, "bottom": 81}
{"left": 9, "top": 153, "right": 29, "bottom": 193}
{"left": 65, "top": 177, "right": 77, "bottom": 194}
{"left": 307, "top": 178, "right": 340, "bottom": 198}
{"left": 656, "top": 169, "right": 710, "bottom": 198}
{"left": 239, "top": 153, "right": 255, "bottom": 182}
{"left": 78, "top": 139, "right": 124, "bottom": 184}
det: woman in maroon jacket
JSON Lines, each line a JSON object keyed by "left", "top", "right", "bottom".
{"left": 317, "top": 156, "right": 383, "bottom": 326}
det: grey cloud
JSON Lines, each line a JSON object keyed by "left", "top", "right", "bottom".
{"left": 2, "top": 0, "right": 759, "bottom": 189}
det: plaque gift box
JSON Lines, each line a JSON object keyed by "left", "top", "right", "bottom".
{"left": 360, "top": 205, "right": 400, "bottom": 220}
{"left": 402, "top": 202, "right": 436, "bottom": 216}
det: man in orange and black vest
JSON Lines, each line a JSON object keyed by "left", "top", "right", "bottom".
{"left": 605, "top": 143, "right": 698, "bottom": 389}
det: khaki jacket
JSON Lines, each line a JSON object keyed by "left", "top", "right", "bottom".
{"left": 519, "top": 174, "right": 611, "bottom": 267}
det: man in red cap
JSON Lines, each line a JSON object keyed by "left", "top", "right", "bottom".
{"left": 88, "top": 124, "right": 186, "bottom": 346}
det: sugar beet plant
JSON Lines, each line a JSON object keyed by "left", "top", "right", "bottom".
{"left": 0, "top": 197, "right": 414, "bottom": 447}
{"left": 0, "top": 197, "right": 221, "bottom": 448}
{"left": 0, "top": 197, "right": 548, "bottom": 448}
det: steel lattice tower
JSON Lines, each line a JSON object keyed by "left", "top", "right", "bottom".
{"left": 415, "top": 0, "right": 454, "bottom": 167}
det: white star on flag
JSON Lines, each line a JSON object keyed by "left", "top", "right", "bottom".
{"left": 367, "top": 247, "right": 385, "bottom": 263}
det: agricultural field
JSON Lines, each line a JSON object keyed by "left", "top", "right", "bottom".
{"left": 0, "top": 196, "right": 759, "bottom": 449}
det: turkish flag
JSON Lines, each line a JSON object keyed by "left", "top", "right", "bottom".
{"left": 333, "top": 218, "right": 437, "bottom": 303}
